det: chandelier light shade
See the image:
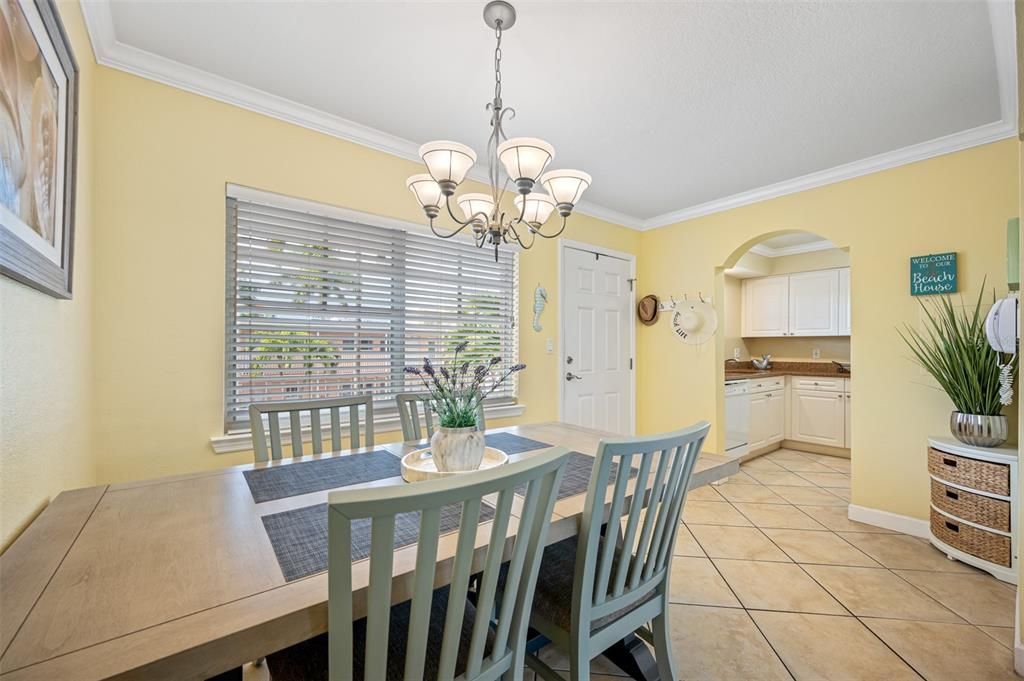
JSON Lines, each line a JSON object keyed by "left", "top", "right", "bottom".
{"left": 457, "top": 193, "right": 496, "bottom": 224}
{"left": 541, "top": 169, "right": 592, "bottom": 214}
{"left": 405, "top": 174, "right": 445, "bottom": 218}
{"left": 405, "top": 1, "right": 591, "bottom": 259}
{"left": 514, "top": 193, "right": 557, "bottom": 227}
{"left": 497, "top": 137, "right": 555, "bottom": 193}
{"left": 419, "top": 141, "right": 478, "bottom": 190}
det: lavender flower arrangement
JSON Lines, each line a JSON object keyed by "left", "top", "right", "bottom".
{"left": 404, "top": 341, "right": 526, "bottom": 429}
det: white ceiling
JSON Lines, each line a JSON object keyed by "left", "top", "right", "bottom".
{"left": 85, "top": 1, "right": 1018, "bottom": 229}
{"left": 757, "top": 233, "right": 832, "bottom": 251}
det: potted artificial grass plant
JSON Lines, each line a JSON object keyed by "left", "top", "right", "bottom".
{"left": 899, "top": 286, "right": 1016, "bottom": 447}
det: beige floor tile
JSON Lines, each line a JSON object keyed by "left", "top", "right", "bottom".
{"left": 751, "top": 611, "right": 920, "bottom": 681}
{"left": 767, "top": 485, "right": 847, "bottom": 506}
{"left": 771, "top": 459, "right": 838, "bottom": 474}
{"left": 689, "top": 524, "right": 792, "bottom": 562}
{"left": 795, "top": 471, "right": 850, "bottom": 488}
{"left": 764, "top": 449, "right": 813, "bottom": 462}
{"left": 668, "top": 604, "right": 792, "bottom": 681}
{"left": 763, "top": 528, "right": 879, "bottom": 566}
{"left": 732, "top": 503, "right": 826, "bottom": 530}
{"left": 980, "top": 626, "right": 1016, "bottom": 649}
{"left": 826, "top": 487, "right": 852, "bottom": 500}
{"left": 863, "top": 618, "right": 1018, "bottom": 681}
{"left": 674, "top": 523, "right": 706, "bottom": 557}
{"left": 801, "top": 564, "right": 962, "bottom": 623}
{"left": 740, "top": 457, "right": 786, "bottom": 471}
{"left": 714, "top": 559, "right": 846, "bottom": 615}
{"left": 668, "top": 556, "right": 741, "bottom": 607}
{"left": 687, "top": 484, "right": 726, "bottom": 502}
{"left": 745, "top": 470, "right": 817, "bottom": 486}
{"left": 536, "top": 644, "right": 630, "bottom": 677}
{"left": 682, "top": 500, "right": 752, "bottom": 526}
{"left": 716, "top": 470, "right": 761, "bottom": 485}
{"left": 796, "top": 505, "right": 895, "bottom": 533}
{"left": 715, "top": 483, "right": 788, "bottom": 504}
{"left": 821, "top": 458, "right": 851, "bottom": 473}
{"left": 800, "top": 453, "right": 851, "bottom": 466}
{"left": 837, "top": 532, "right": 977, "bottom": 573}
{"left": 895, "top": 570, "right": 1015, "bottom": 627}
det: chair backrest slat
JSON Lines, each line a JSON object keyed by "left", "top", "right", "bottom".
{"left": 396, "top": 392, "right": 485, "bottom": 442}
{"left": 247, "top": 396, "right": 376, "bottom": 463}
{"left": 572, "top": 423, "right": 710, "bottom": 630}
{"left": 328, "top": 448, "right": 570, "bottom": 681}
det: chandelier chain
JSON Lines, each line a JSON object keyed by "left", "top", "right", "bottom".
{"left": 493, "top": 21, "right": 503, "bottom": 105}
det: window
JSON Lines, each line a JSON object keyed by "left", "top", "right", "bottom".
{"left": 224, "top": 189, "right": 518, "bottom": 432}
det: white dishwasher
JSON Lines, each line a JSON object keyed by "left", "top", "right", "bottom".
{"left": 724, "top": 379, "right": 750, "bottom": 456}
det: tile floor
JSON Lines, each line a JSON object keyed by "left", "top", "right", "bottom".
{"left": 246, "top": 448, "right": 1019, "bottom": 681}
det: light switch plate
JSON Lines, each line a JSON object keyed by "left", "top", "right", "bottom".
{"left": 546, "top": 338, "right": 554, "bottom": 353}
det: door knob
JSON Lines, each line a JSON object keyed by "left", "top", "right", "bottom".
{"left": 565, "top": 372, "right": 582, "bottom": 382}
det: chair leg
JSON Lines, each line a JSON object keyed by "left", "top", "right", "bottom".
{"left": 651, "top": 609, "right": 678, "bottom": 681}
{"left": 568, "top": 638, "right": 590, "bottom": 681}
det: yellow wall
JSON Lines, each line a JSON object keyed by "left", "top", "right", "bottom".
{"left": 639, "top": 139, "right": 1019, "bottom": 520}
{"left": 89, "top": 65, "right": 639, "bottom": 483}
{"left": 0, "top": 2, "right": 96, "bottom": 551}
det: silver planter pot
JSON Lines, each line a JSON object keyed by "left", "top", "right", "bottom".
{"left": 949, "top": 412, "right": 1008, "bottom": 448}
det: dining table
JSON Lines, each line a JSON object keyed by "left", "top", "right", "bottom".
{"left": 0, "top": 422, "right": 736, "bottom": 681}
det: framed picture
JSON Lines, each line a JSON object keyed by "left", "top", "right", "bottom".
{"left": 0, "top": 0, "right": 78, "bottom": 298}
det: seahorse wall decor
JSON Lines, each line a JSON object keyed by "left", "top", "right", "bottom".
{"left": 533, "top": 284, "right": 548, "bottom": 332}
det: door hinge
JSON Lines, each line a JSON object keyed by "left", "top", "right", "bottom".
{"left": 630, "top": 358, "right": 633, "bottom": 370}
{"left": 628, "top": 278, "right": 635, "bottom": 292}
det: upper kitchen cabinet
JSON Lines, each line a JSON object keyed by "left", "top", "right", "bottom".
{"left": 788, "top": 270, "right": 839, "bottom": 336}
{"left": 741, "top": 275, "right": 790, "bottom": 337}
{"left": 741, "top": 267, "right": 850, "bottom": 337}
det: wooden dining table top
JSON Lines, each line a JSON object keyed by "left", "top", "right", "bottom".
{"left": 0, "top": 422, "right": 736, "bottom": 681}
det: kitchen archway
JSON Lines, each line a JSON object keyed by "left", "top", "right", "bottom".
{"left": 713, "top": 230, "right": 853, "bottom": 494}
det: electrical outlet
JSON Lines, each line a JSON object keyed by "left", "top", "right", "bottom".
{"left": 733, "top": 347, "right": 741, "bottom": 360}
{"left": 812, "top": 347, "right": 821, "bottom": 359}
{"left": 546, "top": 338, "right": 554, "bottom": 353}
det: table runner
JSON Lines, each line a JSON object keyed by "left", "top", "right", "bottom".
{"left": 262, "top": 501, "right": 497, "bottom": 581}
{"left": 516, "top": 451, "right": 638, "bottom": 501}
{"left": 244, "top": 450, "right": 400, "bottom": 503}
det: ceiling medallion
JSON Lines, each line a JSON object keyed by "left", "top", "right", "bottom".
{"left": 406, "top": 1, "right": 590, "bottom": 260}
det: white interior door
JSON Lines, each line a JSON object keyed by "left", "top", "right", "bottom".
{"left": 561, "top": 245, "right": 634, "bottom": 434}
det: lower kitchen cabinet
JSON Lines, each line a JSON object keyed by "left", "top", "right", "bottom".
{"left": 791, "top": 389, "right": 846, "bottom": 448}
{"left": 749, "top": 386, "right": 785, "bottom": 450}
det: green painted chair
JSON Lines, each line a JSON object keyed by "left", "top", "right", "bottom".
{"left": 396, "top": 392, "right": 486, "bottom": 442}
{"left": 248, "top": 395, "right": 375, "bottom": 463}
{"left": 266, "top": 446, "right": 571, "bottom": 681}
{"left": 521, "top": 422, "right": 711, "bottom": 681}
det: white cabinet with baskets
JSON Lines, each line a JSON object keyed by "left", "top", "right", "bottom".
{"left": 927, "top": 437, "right": 1017, "bottom": 584}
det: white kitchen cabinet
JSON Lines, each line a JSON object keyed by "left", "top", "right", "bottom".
{"left": 741, "top": 267, "right": 850, "bottom": 338}
{"left": 788, "top": 270, "right": 839, "bottom": 336}
{"left": 791, "top": 389, "right": 846, "bottom": 447}
{"left": 837, "top": 268, "right": 851, "bottom": 336}
{"left": 844, "top": 378, "right": 852, "bottom": 448}
{"left": 748, "top": 380, "right": 785, "bottom": 451}
{"left": 748, "top": 391, "right": 769, "bottom": 450}
{"left": 765, "top": 391, "right": 785, "bottom": 444}
{"left": 741, "top": 275, "right": 790, "bottom": 337}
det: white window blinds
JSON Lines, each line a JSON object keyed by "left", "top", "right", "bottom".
{"left": 224, "top": 193, "right": 518, "bottom": 431}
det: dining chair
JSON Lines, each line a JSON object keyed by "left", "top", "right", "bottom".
{"left": 265, "top": 446, "right": 571, "bottom": 681}
{"left": 396, "top": 392, "right": 486, "bottom": 442}
{"left": 248, "top": 395, "right": 375, "bottom": 463}
{"left": 520, "top": 421, "right": 711, "bottom": 681}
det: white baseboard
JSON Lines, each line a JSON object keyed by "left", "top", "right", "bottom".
{"left": 1015, "top": 641, "right": 1024, "bottom": 676}
{"left": 847, "top": 504, "right": 929, "bottom": 538}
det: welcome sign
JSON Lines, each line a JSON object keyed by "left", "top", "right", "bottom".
{"left": 910, "top": 252, "right": 957, "bottom": 296}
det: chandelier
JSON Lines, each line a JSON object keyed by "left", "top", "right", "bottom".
{"left": 405, "top": 1, "right": 591, "bottom": 260}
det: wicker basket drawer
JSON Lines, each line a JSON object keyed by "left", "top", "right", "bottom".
{"left": 927, "top": 448, "right": 1010, "bottom": 496}
{"left": 930, "top": 509, "right": 1011, "bottom": 567}
{"left": 930, "top": 479, "right": 1010, "bottom": 532}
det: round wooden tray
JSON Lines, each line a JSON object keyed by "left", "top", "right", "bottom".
{"left": 401, "top": 446, "right": 508, "bottom": 483}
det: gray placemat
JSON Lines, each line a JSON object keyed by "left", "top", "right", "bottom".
{"left": 244, "top": 450, "right": 401, "bottom": 503}
{"left": 515, "top": 451, "right": 637, "bottom": 501}
{"left": 262, "top": 501, "right": 497, "bottom": 582}
{"left": 485, "top": 432, "right": 551, "bottom": 454}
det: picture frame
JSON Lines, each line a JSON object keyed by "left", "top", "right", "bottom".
{"left": 0, "top": 0, "right": 78, "bottom": 298}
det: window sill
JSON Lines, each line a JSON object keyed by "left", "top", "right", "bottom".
{"left": 209, "top": 402, "right": 527, "bottom": 455}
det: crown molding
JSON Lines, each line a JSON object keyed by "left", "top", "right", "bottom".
{"left": 81, "top": 0, "right": 1018, "bottom": 235}
{"left": 748, "top": 239, "right": 837, "bottom": 258}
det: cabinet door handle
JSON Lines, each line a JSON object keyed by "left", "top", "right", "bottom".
{"left": 944, "top": 520, "right": 960, "bottom": 533}
{"left": 945, "top": 489, "right": 959, "bottom": 501}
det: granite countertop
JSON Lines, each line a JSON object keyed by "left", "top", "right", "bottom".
{"left": 725, "top": 360, "right": 851, "bottom": 382}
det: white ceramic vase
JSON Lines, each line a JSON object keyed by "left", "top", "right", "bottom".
{"left": 430, "top": 426, "right": 486, "bottom": 472}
